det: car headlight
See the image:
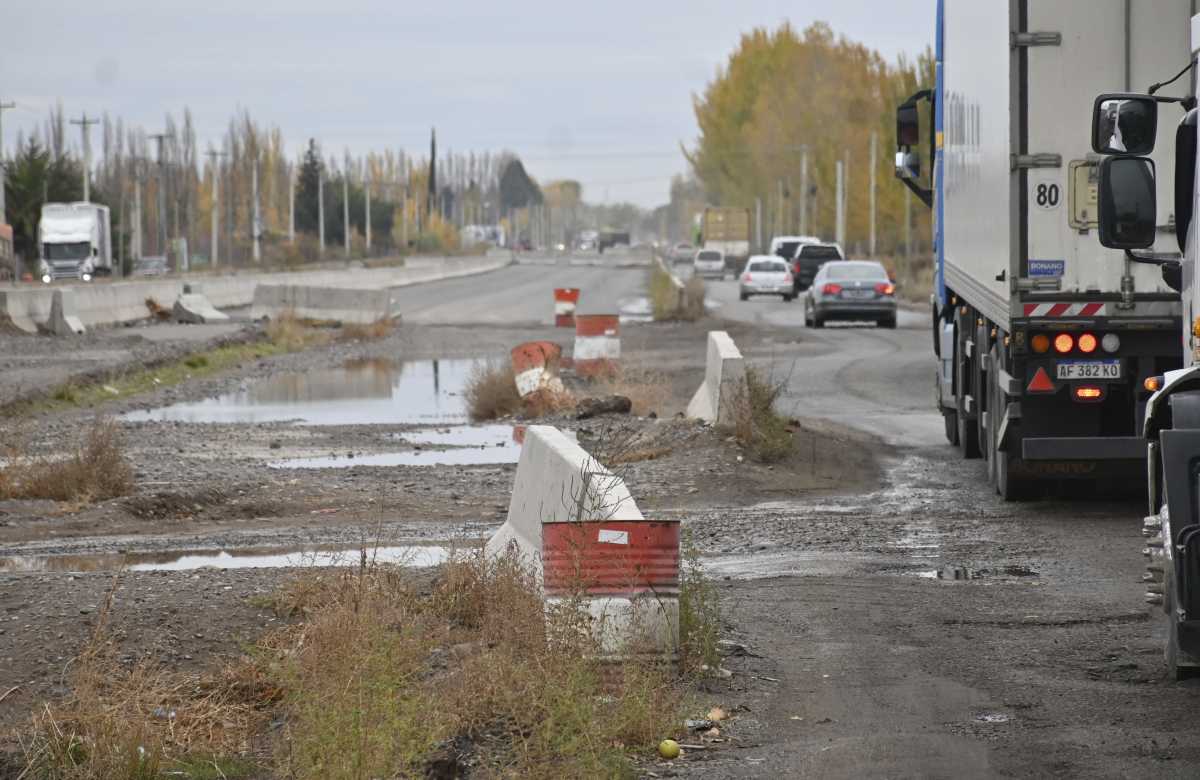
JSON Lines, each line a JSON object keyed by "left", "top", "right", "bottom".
{"left": 81, "top": 273, "right": 92, "bottom": 282}
{"left": 41, "top": 274, "right": 52, "bottom": 284}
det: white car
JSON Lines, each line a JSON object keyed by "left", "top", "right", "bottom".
{"left": 693, "top": 248, "right": 725, "bottom": 279}
{"left": 739, "top": 255, "right": 795, "bottom": 301}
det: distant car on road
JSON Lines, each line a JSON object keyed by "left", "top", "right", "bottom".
{"left": 693, "top": 248, "right": 725, "bottom": 279}
{"left": 790, "top": 242, "right": 844, "bottom": 292}
{"left": 768, "top": 234, "right": 821, "bottom": 263}
{"left": 669, "top": 242, "right": 694, "bottom": 263}
{"left": 803, "top": 260, "right": 896, "bottom": 329}
{"left": 738, "top": 255, "right": 795, "bottom": 302}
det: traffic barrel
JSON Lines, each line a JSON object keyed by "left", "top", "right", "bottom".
{"left": 510, "top": 341, "right": 564, "bottom": 399}
{"left": 573, "top": 314, "right": 620, "bottom": 378}
{"left": 554, "top": 287, "right": 581, "bottom": 327}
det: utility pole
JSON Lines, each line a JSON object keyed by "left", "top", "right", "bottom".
{"left": 799, "top": 148, "right": 809, "bottom": 236}
{"left": 401, "top": 191, "right": 408, "bottom": 249}
{"left": 70, "top": 113, "right": 100, "bottom": 202}
{"left": 365, "top": 178, "right": 372, "bottom": 254}
{"left": 205, "top": 147, "right": 226, "bottom": 268}
{"left": 318, "top": 174, "right": 325, "bottom": 255}
{"left": 342, "top": 168, "right": 350, "bottom": 259}
{"left": 869, "top": 131, "right": 877, "bottom": 257}
{"left": 755, "top": 197, "right": 762, "bottom": 253}
{"left": 133, "top": 175, "right": 143, "bottom": 261}
{"left": 149, "top": 132, "right": 169, "bottom": 258}
{"left": 288, "top": 167, "right": 295, "bottom": 244}
{"left": 835, "top": 160, "right": 846, "bottom": 250}
{"left": 776, "top": 179, "right": 784, "bottom": 236}
{"left": 251, "top": 159, "right": 261, "bottom": 263}
{"left": 0, "top": 100, "right": 13, "bottom": 222}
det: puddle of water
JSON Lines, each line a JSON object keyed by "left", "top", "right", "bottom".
{"left": 910, "top": 564, "right": 1038, "bottom": 581}
{"left": 0, "top": 544, "right": 458, "bottom": 573}
{"left": 618, "top": 296, "right": 654, "bottom": 324}
{"left": 122, "top": 359, "right": 482, "bottom": 425}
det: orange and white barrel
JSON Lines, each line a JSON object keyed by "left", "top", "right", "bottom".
{"left": 573, "top": 314, "right": 620, "bottom": 378}
{"left": 554, "top": 287, "right": 581, "bottom": 327}
{"left": 510, "top": 341, "right": 564, "bottom": 398}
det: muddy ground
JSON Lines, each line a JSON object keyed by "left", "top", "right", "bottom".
{"left": 2, "top": 268, "right": 1197, "bottom": 778}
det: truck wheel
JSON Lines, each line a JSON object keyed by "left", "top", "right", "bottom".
{"left": 954, "top": 312, "right": 980, "bottom": 459}
{"left": 989, "top": 344, "right": 1033, "bottom": 500}
{"left": 1163, "top": 568, "right": 1200, "bottom": 680}
{"left": 739, "top": 292, "right": 749, "bottom": 302}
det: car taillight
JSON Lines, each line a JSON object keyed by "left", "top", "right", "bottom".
{"left": 875, "top": 282, "right": 895, "bottom": 296}
{"left": 822, "top": 283, "right": 842, "bottom": 295}
{"left": 743, "top": 273, "right": 752, "bottom": 282}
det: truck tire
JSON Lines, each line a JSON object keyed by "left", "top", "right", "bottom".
{"left": 976, "top": 321, "right": 991, "bottom": 469}
{"left": 989, "top": 344, "right": 1033, "bottom": 501}
{"left": 955, "top": 311, "right": 980, "bottom": 459}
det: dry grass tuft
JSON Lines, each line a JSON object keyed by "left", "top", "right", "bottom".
{"left": 597, "top": 365, "right": 673, "bottom": 417}
{"left": 649, "top": 264, "right": 706, "bottom": 321}
{"left": 336, "top": 318, "right": 395, "bottom": 342}
{"left": 730, "top": 367, "right": 795, "bottom": 463}
{"left": 0, "top": 418, "right": 134, "bottom": 502}
{"left": 264, "top": 310, "right": 327, "bottom": 351}
{"left": 464, "top": 361, "right": 523, "bottom": 421}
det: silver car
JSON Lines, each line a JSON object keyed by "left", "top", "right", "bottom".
{"left": 803, "top": 260, "right": 897, "bottom": 328}
{"left": 693, "top": 248, "right": 725, "bottom": 279}
{"left": 738, "top": 256, "right": 795, "bottom": 302}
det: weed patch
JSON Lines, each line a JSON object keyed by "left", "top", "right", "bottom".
{"left": 731, "top": 367, "right": 795, "bottom": 462}
{"left": 0, "top": 418, "right": 133, "bottom": 502}
{"left": 649, "top": 264, "right": 705, "bottom": 321}
{"left": 464, "top": 361, "right": 523, "bottom": 421}
{"left": 597, "top": 365, "right": 672, "bottom": 416}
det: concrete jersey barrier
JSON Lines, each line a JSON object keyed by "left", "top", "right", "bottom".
{"left": 251, "top": 284, "right": 397, "bottom": 324}
{"left": 687, "top": 330, "right": 746, "bottom": 424}
{"left": 0, "top": 254, "right": 511, "bottom": 334}
{"left": 486, "top": 425, "right": 679, "bottom": 658}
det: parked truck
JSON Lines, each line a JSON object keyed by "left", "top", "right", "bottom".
{"left": 700, "top": 207, "right": 751, "bottom": 273}
{"left": 895, "top": 0, "right": 1190, "bottom": 500}
{"left": 1086, "top": 11, "right": 1200, "bottom": 677}
{"left": 37, "top": 202, "right": 114, "bottom": 282}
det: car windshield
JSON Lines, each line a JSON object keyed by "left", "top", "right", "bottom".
{"left": 798, "top": 245, "right": 842, "bottom": 259}
{"left": 697, "top": 250, "right": 721, "bottom": 261}
{"left": 824, "top": 263, "right": 887, "bottom": 281}
{"left": 44, "top": 242, "right": 91, "bottom": 261}
{"left": 748, "top": 260, "right": 786, "bottom": 272}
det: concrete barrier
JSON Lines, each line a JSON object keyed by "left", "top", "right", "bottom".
{"left": 573, "top": 314, "right": 620, "bottom": 378}
{"left": 687, "top": 331, "right": 746, "bottom": 424}
{"left": 48, "top": 290, "right": 85, "bottom": 335}
{"left": 173, "top": 285, "right": 230, "bottom": 323}
{"left": 510, "top": 341, "right": 565, "bottom": 398}
{"left": 485, "top": 425, "right": 679, "bottom": 658}
{"left": 553, "top": 287, "right": 580, "bottom": 327}
{"left": 0, "top": 254, "right": 512, "bottom": 334}
{"left": 250, "top": 284, "right": 396, "bottom": 324}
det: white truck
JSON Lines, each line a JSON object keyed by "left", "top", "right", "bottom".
{"left": 37, "top": 202, "right": 114, "bottom": 282}
{"left": 894, "top": 0, "right": 1190, "bottom": 500}
{"left": 1089, "top": 13, "right": 1200, "bottom": 678}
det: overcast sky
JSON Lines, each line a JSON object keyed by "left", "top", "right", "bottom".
{"left": 1, "top": 1, "right": 929, "bottom": 207}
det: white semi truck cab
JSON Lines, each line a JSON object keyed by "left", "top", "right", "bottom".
{"left": 37, "top": 202, "right": 113, "bottom": 282}
{"left": 1087, "top": 14, "right": 1200, "bottom": 679}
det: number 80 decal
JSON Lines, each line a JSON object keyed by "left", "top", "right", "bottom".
{"left": 1033, "top": 178, "right": 1061, "bottom": 210}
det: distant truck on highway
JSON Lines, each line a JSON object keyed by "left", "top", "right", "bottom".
{"left": 701, "top": 207, "right": 751, "bottom": 273}
{"left": 37, "top": 202, "right": 113, "bottom": 283}
{"left": 895, "top": 0, "right": 1190, "bottom": 500}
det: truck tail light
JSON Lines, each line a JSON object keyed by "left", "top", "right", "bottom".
{"left": 1031, "top": 334, "right": 1050, "bottom": 353}
{"left": 823, "top": 283, "right": 842, "bottom": 295}
{"left": 1073, "top": 385, "right": 1104, "bottom": 402}
{"left": 1078, "top": 333, "right": 1098, "bottom": 353}
{"left": 1102, "top": 333, "right": 1120, "bottom": 353}
{"left": 1053, "top": 333, "right": 1074, "bottom": 354}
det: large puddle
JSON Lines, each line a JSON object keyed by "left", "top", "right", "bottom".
{"left": 271, "top": 425, "right": 523, "bottom": 469}
{"left": 0, "top": 544, "right": 458, "bottom": 573}
{"left": 122, "top": 359, "right": 481, "bottom": 425}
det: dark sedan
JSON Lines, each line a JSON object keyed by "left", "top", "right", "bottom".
{"left": 803, "top": 260, "right": 897, "bottom": 328}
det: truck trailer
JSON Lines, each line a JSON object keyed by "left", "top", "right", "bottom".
{"left": 700, "top": 207, "right": 751, "bottom": 273}
{"left": 37, "top": 202, "right": 114, "bottom": 282}
{"left": 895, "top": 0, "right": 1191, "bottom": 499}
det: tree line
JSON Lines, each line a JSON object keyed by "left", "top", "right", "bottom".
{"left": 683, "top": 22, "right": 934, "bottom": 258}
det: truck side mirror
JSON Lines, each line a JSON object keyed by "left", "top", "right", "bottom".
{"left": 1092, "top": 93, "right": 1158, "bottom": 155}
{"left": 1097, "top": 156, "right": 1157, "bottom": 249}
{"left": 895, "top": 150, "right": 921, "bottom": 180}
{"left": 896, "top": 102, "right": 920, "bottom": 147}
{"left": 1175, "top": 108, "right": 1197, "bottom": 253}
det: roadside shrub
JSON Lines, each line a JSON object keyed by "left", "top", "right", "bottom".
{"left": 731, "top": 367, "right": 794, "bottom": 462}
{"left": 679, "top": 530, "right": 721, "bottom": 673}
{"left": 336, "top": 318, "right": 395, "bottom": 342}
{"left": 464, "top": 361, "right": 522, "bottom": 421}
{"left": 265, "top": 310, "right": 328, "bottom": 351}
{"left": 649, "top": 264, "right": 705, "bottom": 321}
{"left": 0, "top": 418, "right": 134, "bottom": 502}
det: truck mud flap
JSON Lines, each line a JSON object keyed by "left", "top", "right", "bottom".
{"left": 1021, "top": 436, "right": 1146, "bottom": 461}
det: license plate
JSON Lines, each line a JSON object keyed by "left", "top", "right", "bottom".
{"left": 1056, "top": 359, "right": 1121, "bottom": 380}
{"left": 844, "top": 290, "right": 873, "bottom": 299}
